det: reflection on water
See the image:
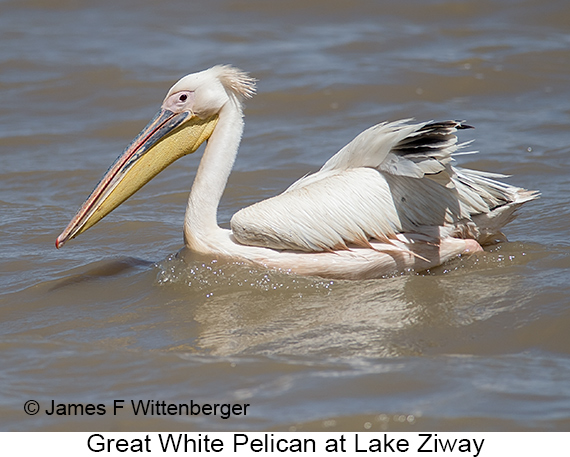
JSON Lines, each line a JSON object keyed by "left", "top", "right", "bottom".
{"left": 48, "top": 257, "right": 154, "bottom": 291}
{"left": 153, "top": 244, "right": 540, "bottom": 358}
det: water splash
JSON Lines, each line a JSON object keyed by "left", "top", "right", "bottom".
{"left": 155, "top": 250, "right": 336, "bottom": 295}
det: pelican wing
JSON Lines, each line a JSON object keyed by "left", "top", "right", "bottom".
{"left": 230, "top": 120, "right": 527, "bottom": 252}
{"left": 287, "top": 119, "right": 471, "bottom": 190}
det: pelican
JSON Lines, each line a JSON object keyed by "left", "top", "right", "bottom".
{"left": 56, "top": 65, "right": 538, "bottom": 279}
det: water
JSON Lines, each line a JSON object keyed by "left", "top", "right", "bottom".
{"left": 1, "top": 0, "right": 569, "bottom": 432}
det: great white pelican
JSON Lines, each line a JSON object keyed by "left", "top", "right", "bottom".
{"left": 56, "top": 65, "right": 538, "bottom": 279}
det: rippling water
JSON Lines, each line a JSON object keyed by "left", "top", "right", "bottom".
{"left": 1, "top": 0, "right": 569, "bottom": 432}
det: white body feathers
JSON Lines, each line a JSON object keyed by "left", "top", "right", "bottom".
{"left": 230, "top": 119, "right": 536, "bottom": 255}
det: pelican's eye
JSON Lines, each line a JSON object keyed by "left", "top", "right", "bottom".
{"left": 163, "top": 90, "right": 194, "bottom": 113}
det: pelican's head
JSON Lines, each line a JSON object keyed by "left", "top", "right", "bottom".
{"left": 56, "top": 65, "right": 255, "bottom": 248}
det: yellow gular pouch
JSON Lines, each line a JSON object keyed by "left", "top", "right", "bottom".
{"left": 78, "top": 114, "right": 219, "bottom": 236}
